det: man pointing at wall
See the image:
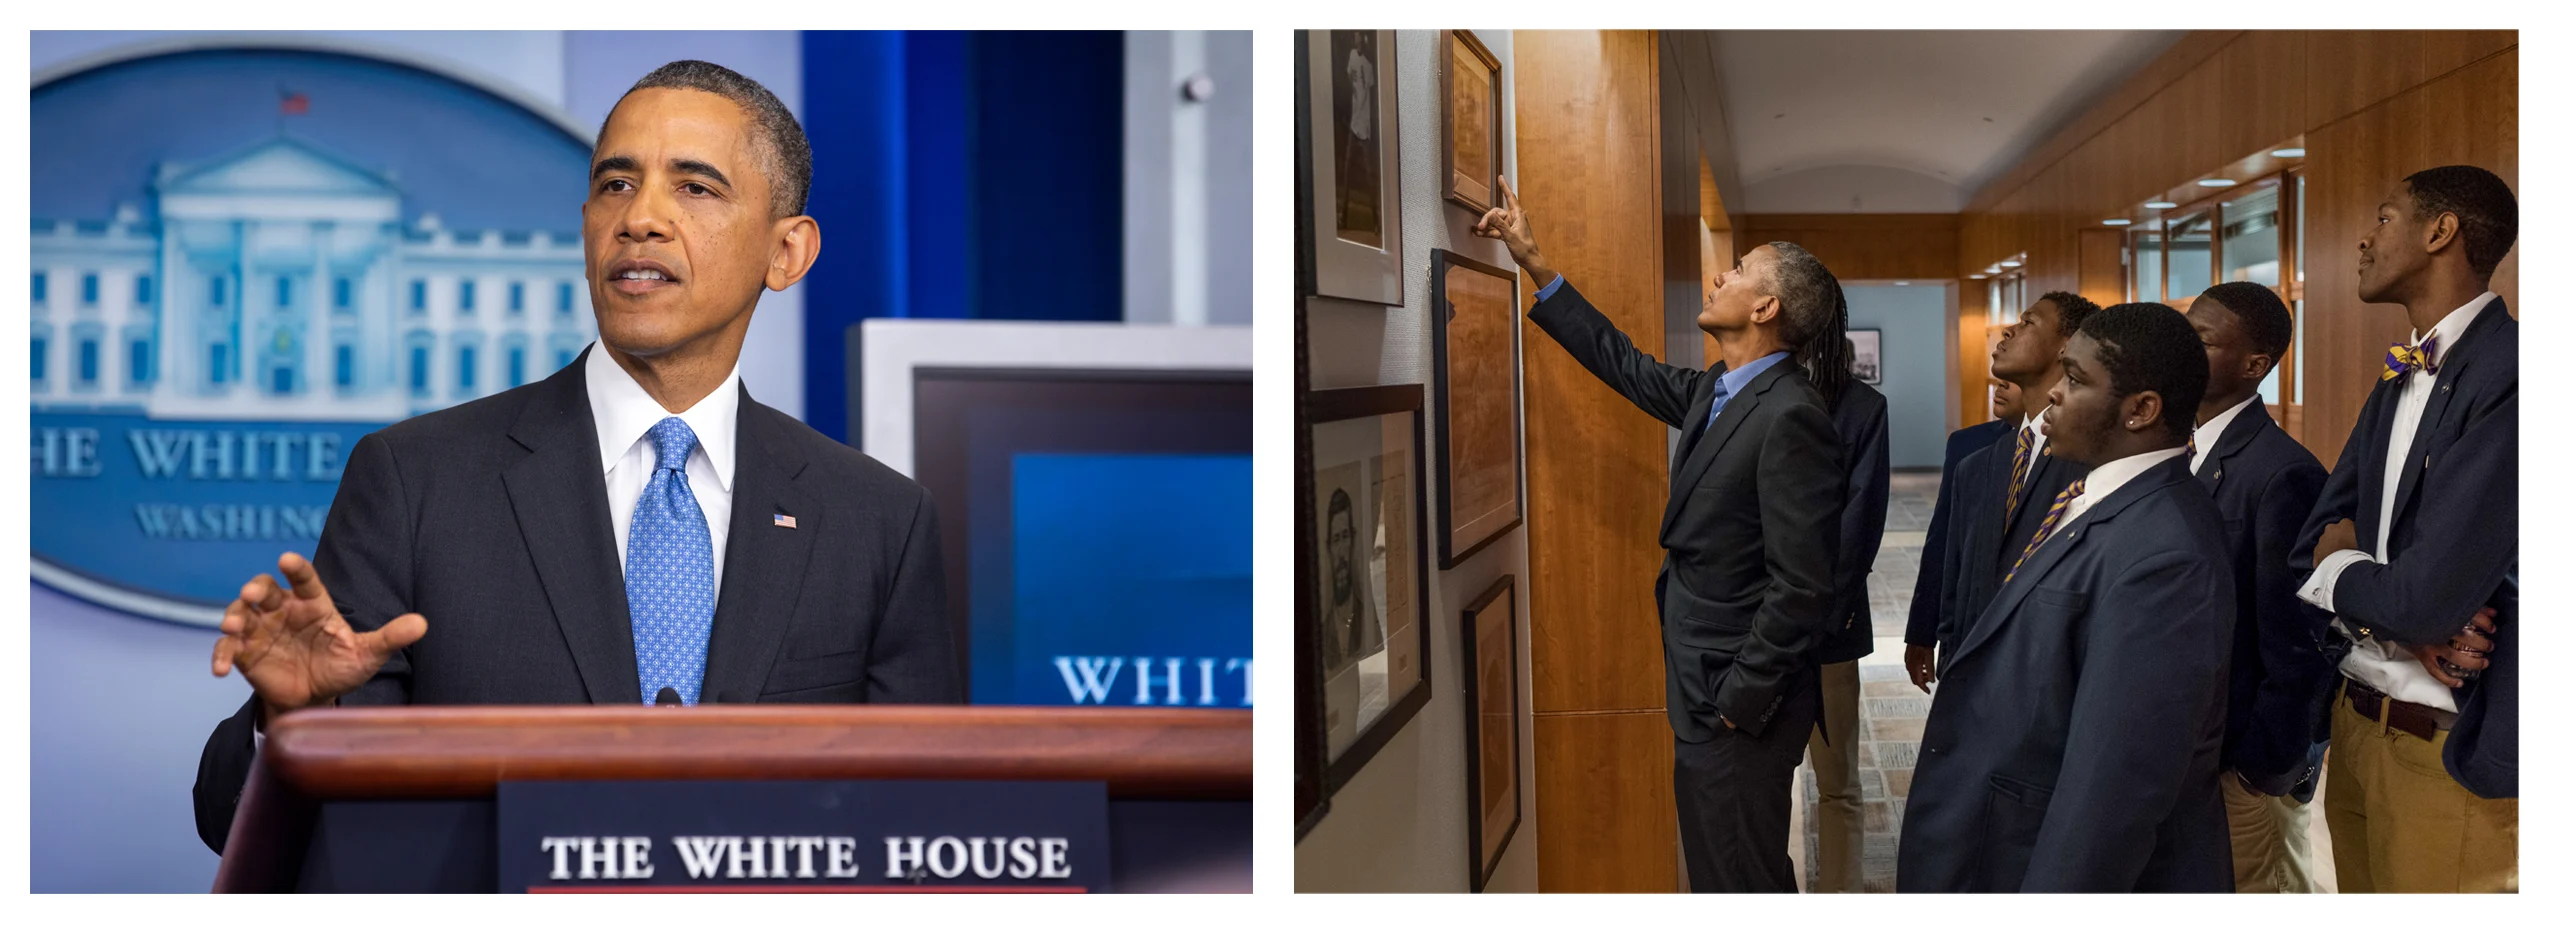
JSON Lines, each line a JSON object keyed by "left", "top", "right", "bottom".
{"left": 1473, "top": 177, "right": 1847, "bottom": 892}
{"left": 194, "top": 61, "right": 960, "bottom": 853}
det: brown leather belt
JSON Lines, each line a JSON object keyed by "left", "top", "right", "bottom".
{"left": 2343, "top": 678, "right": 2455, "bottom": 741}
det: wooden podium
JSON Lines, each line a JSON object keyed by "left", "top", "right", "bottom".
{"left": 215, "top": 705, "right": 1251, "bottom": 893}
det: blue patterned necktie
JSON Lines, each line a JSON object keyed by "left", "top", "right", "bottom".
{"left": 627, "top": 416, "right": 715, "bottom": 705}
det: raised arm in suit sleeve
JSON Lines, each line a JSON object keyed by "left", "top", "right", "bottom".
{"left": 2330, "top": 384, "right": 2517, "bottom": 645}
{"left": 1716, "top": 400, "right": 1843, "bottom": 734}
{"left": 1524, "top": 278, "right": 1705, "bottom": 428}
{"left": 193, "top": 431, "right": 417, "bottom": 853}
{"left": 2231, "top": 458, "right": 2335, "bottom": 791}
{"left": 864, "top": 490, "right": 962, "bottom": 702}
{"left": 2024, "top": 550, "right": 2234, "bottom": 891}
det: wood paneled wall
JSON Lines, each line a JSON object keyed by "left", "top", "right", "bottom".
{"left": 1733, "top": 213, "right": 1962, "bottom": 283}
{"left": 1956, "top": 30, "right": 2517, "bottom": 463}
{"left": 1516, "top": 29, "right": 1679, "bottom": 893}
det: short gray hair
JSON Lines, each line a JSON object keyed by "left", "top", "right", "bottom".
{"left": 1759, "top": 242, "right": 1838, "bottom": 349}
{"left": 620, "top": 60, "right": 812, "bottom": 218}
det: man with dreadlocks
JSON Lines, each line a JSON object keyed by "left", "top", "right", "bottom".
{"left": 1473, "top": 176, "right": 1849, "bottom": 892}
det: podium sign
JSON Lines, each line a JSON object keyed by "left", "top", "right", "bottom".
{"left": 498, "top": 780, "right": 1111, "bottom": 892}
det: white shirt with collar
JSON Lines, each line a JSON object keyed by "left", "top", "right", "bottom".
{"left": 585, "top": 341, "right": 742, "bottom": 604}
{"left": 2188, "top": 400, "right": 2249, "bottom": 475}
{"left": 2295, "top": 290, "right": 2500, "bottom": 713}
{"left": 2055, "top": 445, "right": 2187, "bottom": 532}
{"left": 2022, "top": 406, "right": 2051, "bottom": 463}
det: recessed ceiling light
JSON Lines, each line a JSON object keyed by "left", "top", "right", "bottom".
{"left": 1969, "top": 274, "right": 1988, "bottom": 279}
{"left": 2198, "top": 178, "right": 2238, "bottom": 188}
{"left": 2272, "top": 147, "right": 2306, "bottom": 158}
{"left": 2144, "top": 201, "right": 2179, "bottom": 210}
{"left": 2101, "top": 218, "right": 2133, "bottom": 226}
{"left": 2000, "top": 260, "right": 2022, "bottom": 269}
{"left": 1895, "top": 281, "right": 1911, "bottom": 286}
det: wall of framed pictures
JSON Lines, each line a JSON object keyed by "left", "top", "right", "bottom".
{"left": 1294, "top": 29, "right": 1536, "bottom": 894}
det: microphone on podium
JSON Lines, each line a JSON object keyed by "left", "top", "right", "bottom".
{"left": 655, "top": 687, "right": 682, "bottom": 707}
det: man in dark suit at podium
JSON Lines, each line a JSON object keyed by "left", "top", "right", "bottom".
{"left": 194, "top": 61, "right": 960, "bottom": 854}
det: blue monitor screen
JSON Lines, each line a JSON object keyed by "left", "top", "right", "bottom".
{"left": 909, "top": 370, "right": 1251, "bottom": 709}
{"left": 986, "top": 453, "right": 1251, "bottom": 706}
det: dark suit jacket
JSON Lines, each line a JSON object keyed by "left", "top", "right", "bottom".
{"left": 1901, "top": 456, "right": 2236, "bottom": 892}
{"left": 1528, "top": 279, "right": 1843, "bottom": 743}
{"left": 1813, "top": 379, "right": 1889, "bottom": 665}
{"left": 2289, "top": 300, "right": 2517, "bottom": 799}
{"left": 194, "top": 349, "right": 961, "bottom": 852}
{"left": 1907, "top": 419, "right": 2013, "bottom": 651}
{"left": 2194, "top": 402, "right": 2331, "bottom": 793}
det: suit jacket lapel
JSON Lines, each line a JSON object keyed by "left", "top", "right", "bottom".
{"left": 501, "top": 348, "right": 642, "bottom": 704}
{"left": 1661, "top": 362, "right": 1771, "bottom": 537}
{"left": 1944, "top": 459, "right": 2175, "bottom": 673}
{"left": 697, "top": 389, "right": 818, "bottom": 704}
{"left": 2384, "top": 302, "right": 2508, "bottom": 554}
{"left": 2199, "top": 402, "right": 2271, "bottom": 497}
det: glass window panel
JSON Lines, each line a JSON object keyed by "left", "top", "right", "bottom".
{"left": 458, "top": 346, "right": 478, "bottom": 391}
{"left": 210, "top": 343, "right": 229, "bottom": 383}
{"left": 2221, "top": 183, "right": 2282, "bottom": 286}
{"left": 32, "top": 338, "right": 47, "bottom": 381}
{"left": 2166, "top": 210, "right": 2213, "bottom": 299}
{"left": 336, "top": 345, "right": 355, "bottom": 388}
{"left": 2294, "top": 174, "right": 2307, "bottom": 285}
{"left": 79, "top": 340, "right": 98, "bottom": 382}
{"left": 32, "top": 273, "right": 46, "bottom": 304}
{"left": 2133, "top": 226, "right": 2163, "bottom": 302}
{"left": 82, "top": 274, "right": 99, "bottom": 305}
{"left": 2292, "top": 299, "right": 2304, "bottom": 405}
{"left": 130, "top": 340, "right": 151, "bottom": 384}
{"left": 276, "top": 276, "right": 291, "bottom": 308}
{"left": 136, "top": 275, "right": 153, "bottom": 305}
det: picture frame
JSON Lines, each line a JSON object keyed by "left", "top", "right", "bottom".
{"left": 1848, "top": 327, "right": 1884, "bottom": 385}
{"left": 1302, "top": 30, "right": 1403, "bottom": 306}
{"left": 1429, "top": 248, "right": 1524, "bottom": 569}
{"left": 1299, "top": 383, "right": 1433, "bottom": 800}
{"left": 1439, "top": 30, "right": 1503, "bottom": 215}
{"left": 1460, "top": 575, "right": 1522, "bottom": 893}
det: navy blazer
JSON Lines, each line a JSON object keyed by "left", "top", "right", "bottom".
{"left": 1813, "top": 379, "right": 1891, "bottom": 665}
{"left": 193, "top": 349, "right": 961, "bottom": 853}
{"left": 1901, "top": 456, "right": 2236, "bottom": 892}
{"left": 1527, "top": 279, "right": 1844, "bottom": 743}
{"left": 2194, "top": 402, "right": 2331, "bottom": 793}
{"left": 2289, "top": 300, "right": 2517, "bottom": 799}
{"left": 1907, "top": 418, "right": 2013, "bottom": 651}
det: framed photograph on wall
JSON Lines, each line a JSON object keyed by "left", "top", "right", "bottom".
{"left": 1430, "top": 248, "right": 1524, "bottom": 568}
{"left": 1439, "top": 29, "right": 1503, "bottom": 215}
{"left": 1460, "top": 575, "right": 1522, "bottom": 893}
{"left": 1848, "top": 327, "right": 1884, "bottom": 385}
{"left": 1302, "top": 30, "right": 1403, "bottom": 306}
{"left": 1300, "top": 383, "right": 1433, "bottom": 798}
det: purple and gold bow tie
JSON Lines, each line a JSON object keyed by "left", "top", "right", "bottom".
{"left": 2383, "top": 334, "right": 2439, "bottom": 382}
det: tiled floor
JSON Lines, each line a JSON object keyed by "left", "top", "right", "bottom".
{"left": 1790, "top": 471, "right": 2337, "bottom": 893}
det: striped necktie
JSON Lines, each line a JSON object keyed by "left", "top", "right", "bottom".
{"left": 2006, "top": 478, "right": 2087, "bottom": 583}
{"left": 2004, "top": 425, "right": 2033, "bottom": 523}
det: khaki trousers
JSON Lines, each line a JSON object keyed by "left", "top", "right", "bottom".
{"left": 2323, "top": 683, "right": 2518, "bottom": 893}
{"left": 2220, "top": 769, "right": 2317, "bottom": 892}
{"left": 1805, "top": 661, "right": 1864, "bottom": 893}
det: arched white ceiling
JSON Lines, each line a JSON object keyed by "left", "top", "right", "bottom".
{"left": 1704, "top": 30, "right": 2184, "bottom": 211}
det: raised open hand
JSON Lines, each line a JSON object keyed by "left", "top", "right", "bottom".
{"left": 211, "top": 551, "right": 426, "bottom": 720}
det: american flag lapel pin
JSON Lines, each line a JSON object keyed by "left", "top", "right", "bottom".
{"left": 773, "top": 513, "right": 798, "bottom": 529}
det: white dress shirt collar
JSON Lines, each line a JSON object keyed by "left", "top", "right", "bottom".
{"left": 2189, "top": 400, "right": 2250, "bottom": 473}
{"left": 2412, "top": 290, "right": 2498, "bottom": 358}
{"left": 2022, "top": 405, "right": 2051, "bottom": 459}
{"left": 583, "top": 342, "right": 741, "bottom": 493}
{"left": 2058, "top": 445, "right": 2187, "bottom": 531}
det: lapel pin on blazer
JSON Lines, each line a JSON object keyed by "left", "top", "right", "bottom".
{"left": 773, "top": 513, "right": 798, "bottom": 529}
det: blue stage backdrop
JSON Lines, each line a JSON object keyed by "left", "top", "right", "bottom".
{"left": 28, "top": 30, "right": 1236, "bottom": 895}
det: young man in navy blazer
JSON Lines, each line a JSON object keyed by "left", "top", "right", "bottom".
{"left": 1905, "top": 378, "right": 2021, "bottom": 692}
{"left": 1929, "top": 292, "right": 2098, "bottom": 664}
{"left": 2292, "top": 165, "right": 2516, "bottom": 893}
{"left": 1900, "top": 303, "right": 2236, "bottom": 892}
{"left": 1805, "top": 360, "right": 1890, "bottom": 893}
{"left": 1472, "top": 177, "right": 1849, "bottom": 892}
{"left": 2184, "top": 281, "right": 2330, "bottom": 892}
